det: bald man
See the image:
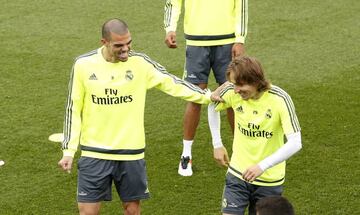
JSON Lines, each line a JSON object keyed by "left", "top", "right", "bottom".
{"left": 58, "top": 18, "right": 222, "bottom": 215}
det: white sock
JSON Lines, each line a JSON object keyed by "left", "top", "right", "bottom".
{"left": 182, "top": 140, "right": 193, "bottom": 159}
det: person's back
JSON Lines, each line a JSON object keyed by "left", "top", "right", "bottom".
{"left": 256, "top": 196, "right": 295, "bottom": 215}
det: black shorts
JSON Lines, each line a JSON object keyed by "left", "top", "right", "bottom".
{"left": 183, "top": 44, "right": 233, "bottom": 85}
{"left": 222, "top": 172, "right": 283, "bottom": 215}
{"left": 77, "top": 157, "right": 150, "bottom": 203}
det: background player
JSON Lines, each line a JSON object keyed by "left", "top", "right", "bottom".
{"left": 164, "top": 0, "right": 248, "bottom": 176}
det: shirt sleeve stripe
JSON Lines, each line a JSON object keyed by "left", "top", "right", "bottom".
{"left": 75, "top": 50, "right": 97, "bottom": 61}
{"left": 164, "top": 0, "right": 172, "bottom": 28}
{"left": 62, "top": 66, "right": 74, "bottom": 150}
{"left": 62, "top": 50, "right": 97, "bottom": 149}
{"left": 129, "top": 51, "right": 207, "bottom": 95}
{"left": 241, "top": 0, "right": 247, "bottom": 37}
{"left": 214, "top": 84, "right": 234, "bottom": 106}
{"left": 269, "top": 86, "right": 301, "bottom": 132}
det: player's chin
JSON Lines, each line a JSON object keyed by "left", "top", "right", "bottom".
{"left": 118, "top": 53, "right": 129, "bottom": 62}
{"left": 241, "top": 95, "right": 249, "bottom": 100}
{"left": 119, "top": 57, "right": 128, "bottom": 62}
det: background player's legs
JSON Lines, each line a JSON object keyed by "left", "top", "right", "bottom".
{"left": 183, "top": 83, "right": 208, "bottom": 140}
{"left": 78, "top": 202, "right": 101, "bottom": 215}
{"left": 183, "top": 102, "right": 202, "bottom": 141}
{"left": 226, "top": 108, "right": 235, "bottom": 133}
{"left": 179, "top": 45, "right": 210, "bottom": 176}
{"left": 122, "top": 201, "right": 140, "bottom": 215}
{"left": 179, "top": 83, "right": 207, "bottom": 176}
{"left": 212, "top": 44, "right": 234, "bottom": 134}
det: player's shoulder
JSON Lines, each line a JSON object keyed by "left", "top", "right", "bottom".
{"left": 128, "top": 50, "right": 152, "bottom": 63}
{"left": 74, "top": 49, "right": 99, "bottom": 64}
{"left": 267, "top": 85, "right": 294, "bottom": 106}
{"left": 219, "top": 83, "right": 235, "bottom": 97}
{"left": 75, "top": 49, "right": 98, "bottom": 62}
{"left": 129, "top": 50, "right": 166, "bottom": 70}
{"left": 268, "top": 85, "right": 291, "bottom": 98}
{"left": 214, "top": 83, "right": 235, "bottom": 107}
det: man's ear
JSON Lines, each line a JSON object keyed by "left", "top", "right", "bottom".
{"left": 101, "top": 38, "right": 108, "bottom": 45}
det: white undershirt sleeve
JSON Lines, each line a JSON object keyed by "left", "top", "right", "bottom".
{"left": 208, "top": 103, "right": 224, "bottom": 148}
{"left": 258, "top": 132, "right": 302, "bottom": 171}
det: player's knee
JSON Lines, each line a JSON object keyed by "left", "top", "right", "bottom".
{"left": 123, "top": 201, "right": 140, "bottom": 215}
{"left": 78, "top": 204, "right": 100, "bottom": 215}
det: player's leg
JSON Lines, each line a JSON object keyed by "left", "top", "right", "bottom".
{"left": 226, "top": 108, "right": 235, "bottom": 133}
{"left": 221, "top": 172, "right": 251, "bottom": 215}
{"left": 182, "top": 83, "right": 208, "bottom": 151}
{"left": 179, "top": 45, "right": 211, "bottom": 176}
{"left": 212, "top": 44, "right": 235, "bottom": 133}
{"left": 114, "top": 159, "right": 150, "bottom": 215}
{"left": 122, "top": 201, "right": 140, "bottom": 215}
{"left": 78, "top": 203, "right": 101, "bottom": 215}
{"left": 77, "top": 157, "right": 113, "bottom": 215}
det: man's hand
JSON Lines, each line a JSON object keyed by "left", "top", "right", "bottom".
{"left": 210, "top": 93, "right": 224, "bottom": 102}
{"left": 213, "top": 147, "right": 229, "bottom": 167}
{"left": 210, "top": 81, "right": 232, "bottom": 102}
{"left": 58, "top": 156, "right": 73, "bottom": 174}
{"left": 232, "top": 43, "right": 245, "bottom": 60}
{"left": 242, "top": 164, "right": 264, "bottom": 182}
{"left": 165, "top": 31, "right": 177, "bottom": 48}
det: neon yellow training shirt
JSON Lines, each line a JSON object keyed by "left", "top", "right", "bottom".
{"left": 215, "top": 85, "right": 301, "bottom": 186}
{"left": 62, "top": 48, "right": 211, "bottom": 160}
{"left": 164, "top": 0, "right": 248, "bottom": 46}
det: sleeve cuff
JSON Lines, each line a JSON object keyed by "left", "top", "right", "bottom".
{"left": 63, "top": 149, "right": 76, "bottom": 157}
{"left": 213, "top": 141, "right": 224, "bottom": 149}
{"left": 235, "top": 36, "right": 245, "bottom": 44}
{"left": 165, "top": 27, "right": 177, "bottom": 34}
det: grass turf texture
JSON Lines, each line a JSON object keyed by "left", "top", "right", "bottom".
{"left": 0, "top": 0, "right": 359, "bottom": 214}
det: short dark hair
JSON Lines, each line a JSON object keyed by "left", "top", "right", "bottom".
{"left": 102, "top": 18, "right": 129, "bottom": 41}
{"left": 256, "top": 196, "right": 295, "bottom": 215}
{"left": 226, "top": 56, "right": 270, "bottom": 92}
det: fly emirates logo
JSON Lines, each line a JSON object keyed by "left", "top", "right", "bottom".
{"left": 237, "top": 123, "right": 273, "bottom": 139}
{"left": 92, "top": 88, "right": 133, "bottom": 105}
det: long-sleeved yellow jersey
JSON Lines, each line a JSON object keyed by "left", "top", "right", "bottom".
{"left": 164, "top": 0, "right": 248, "bottom": 46}
{"left": 215, "top": 85, "right": 301, "bottom": 186}
{"left": 62, "top": 48, "right": 211, "bottom": 160}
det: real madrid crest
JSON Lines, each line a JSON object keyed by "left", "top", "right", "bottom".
{"left": 125, "top": 70, "right": 134, "bottom": 81}
{"left": 265, "top": 109, "right": 272, "bottom": 119}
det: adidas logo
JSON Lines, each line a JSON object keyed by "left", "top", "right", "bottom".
{"left": 188, "top": 74, "right": 197, "bottom": 79}
{"left": 89, "top": 73, "right": 98, "bottom": 80}
{"left": 78, "top": 191, "right": 88, "bottom": 196}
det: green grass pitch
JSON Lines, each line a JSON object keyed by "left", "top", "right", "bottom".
{"left": 0, "top": 0, "right": 359, "bottom": 214}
